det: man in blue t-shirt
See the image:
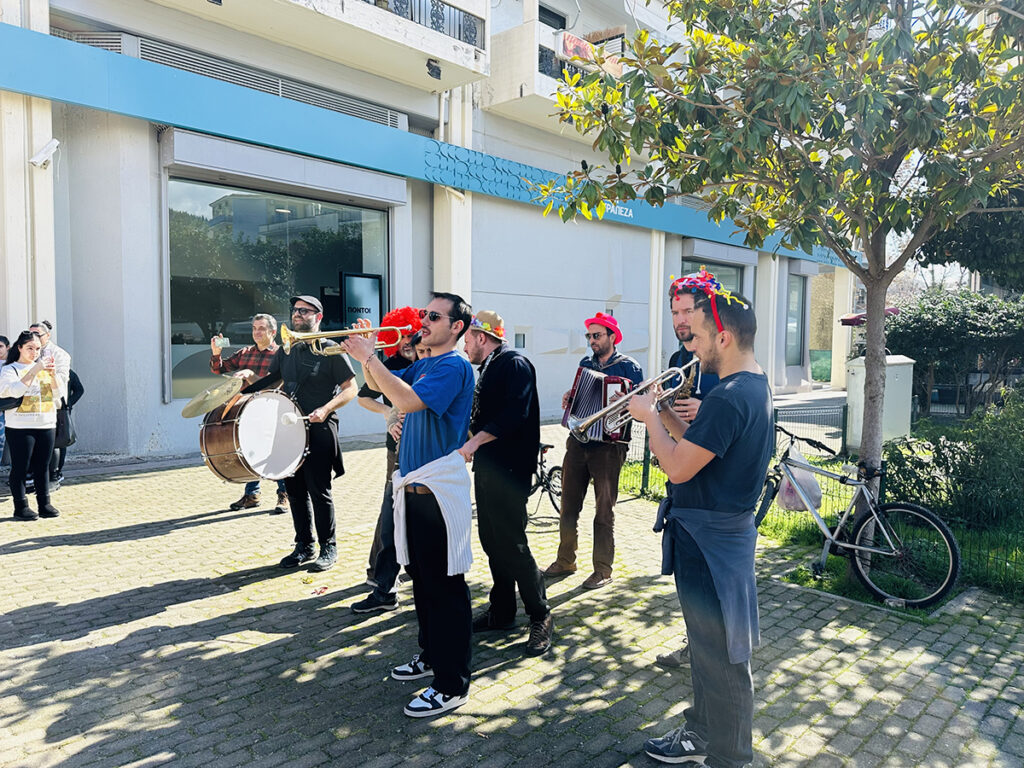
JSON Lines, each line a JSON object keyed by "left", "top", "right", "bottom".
{"left": 628, "top": 288, "right": 773, "bottom": 768}
{"left": 543, "top": 312, "right": 643, "bottom": 590}
{"left": 343, "top": 292, "right": 475, "bottom": 719}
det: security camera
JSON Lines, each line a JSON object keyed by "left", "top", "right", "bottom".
{"left": 29, "top": 139, "right": 60, "bottom": 169}
{"left": 426, "top": 58, "right": 441, "bottom": 80}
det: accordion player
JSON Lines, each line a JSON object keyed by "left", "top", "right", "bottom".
{"left": 561, "top": 367, "right": 634, "bottom": 443}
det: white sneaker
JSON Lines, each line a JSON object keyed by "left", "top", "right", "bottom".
{"left": 391, "top": 653, "right": 432, "bottom": 681}
{"left": 403, "top": 686, "right": 468, "bottom": 718}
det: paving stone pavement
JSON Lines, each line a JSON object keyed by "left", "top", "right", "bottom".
{"left": 1, "top": 426, "right": 1022, "bottom": 767}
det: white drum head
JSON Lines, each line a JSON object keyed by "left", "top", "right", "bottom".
{"left": 236, "top": 392, "right": 307, "bottom": 480}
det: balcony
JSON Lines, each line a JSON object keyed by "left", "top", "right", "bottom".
{"left": 144, "top": 0, "right": 489, "bottom": 91}
{"left": 482, "top": 19, "right": 611, "bottom": 139}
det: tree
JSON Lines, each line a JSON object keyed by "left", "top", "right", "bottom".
{"left": 535, "top": 0, "right": 1024, "bottom": 476}
{"left": 919, "top": 190, "right": 1024, "bottom": 290}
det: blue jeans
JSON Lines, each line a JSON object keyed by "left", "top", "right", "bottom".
{"left": 244, "top": 478, "right": 288, "bottom": 496}
{"left": 670, "top": 522, "right": 754, "bottom": 768}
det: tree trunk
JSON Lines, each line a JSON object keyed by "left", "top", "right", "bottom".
{"left": 859, "top": 278, "right": 889, "bottom": 472}
{"left": 923, "top": 362, "right": 935, "bottom": 417}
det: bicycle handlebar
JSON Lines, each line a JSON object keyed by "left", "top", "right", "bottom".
{"left": 774, "top": 424, "right": 837, "bottom": 457}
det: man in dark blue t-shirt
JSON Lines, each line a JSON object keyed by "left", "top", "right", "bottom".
{"left": 343, "top": 292, "right": 476, "bottom": 720}
{"left": 629, "top": 287, "right": 773, "bottom": 768}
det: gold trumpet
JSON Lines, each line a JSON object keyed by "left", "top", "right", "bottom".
{"left": 280, "top": 324, "right": 414, "bottom": 356}
{"left": 568, "top": 359, "right": 700, "bottom": 442}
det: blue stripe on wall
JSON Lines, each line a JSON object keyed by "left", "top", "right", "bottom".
{"left": 0, "top": 22, "right": 839, "bottom": 265}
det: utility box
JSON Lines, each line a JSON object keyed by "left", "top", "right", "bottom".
{"left": 845, "top": 355, "right": 915, "bottom": 453}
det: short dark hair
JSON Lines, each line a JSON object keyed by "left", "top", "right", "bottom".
{"left": 694, "top": 292, "right": 756, "bottom": 349}
{"left": 30, "top": 319, "right": 53, "bottom": 333}
{"left": 431, "top": 292, "right": 472, "bottom": 340}
{"left": 0, "top": 336, "right": 9, "bottom": 347}
{"left": 7, "top": 331, "right": 41, "bottom": 365}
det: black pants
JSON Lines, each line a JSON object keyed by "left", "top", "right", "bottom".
{"left": 367, "top": 447, "right": 398, "bottom": 577}
{"left": 285, "top": 423, "right": 337, "bottom": 547}
{"left": 49, "top": 445, "right": 66, "bottom": 479}
{"left": 406, "top": 491, "right": 471, "bottom": 697}
{"left": 369, "top": 481, "right": 400, "bottom": 598}
{"left": 475, "top": 463, "right": 549, "bottom": 622}
{"left": 7, "top": 427, "right": 55, "bottom": 506}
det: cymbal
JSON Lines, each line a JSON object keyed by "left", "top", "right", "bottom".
{"left": 181, "top": 377, "right": 245, "bottom": 418}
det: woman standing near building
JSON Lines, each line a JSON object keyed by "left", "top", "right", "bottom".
{"left": 0, "top": 331, "right": 62, "bottom": 520}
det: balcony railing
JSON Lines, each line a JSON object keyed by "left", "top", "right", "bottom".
{"left": 537, "top": 46, "right": 587, "bottom": 82}
{"left": 364, "top": 0, "right": 484, "bottom": 48}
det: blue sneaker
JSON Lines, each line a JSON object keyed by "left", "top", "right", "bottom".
{"left": 643, "top": 727, "right": 708, "bottom": 764}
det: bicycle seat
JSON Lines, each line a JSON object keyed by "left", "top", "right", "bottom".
{"left": 539, "top": 443, "right": 553, "bottom": 451}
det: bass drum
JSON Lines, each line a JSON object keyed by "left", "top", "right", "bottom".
{"left": 200, "top": 391, "right": 308, "bottom": 483}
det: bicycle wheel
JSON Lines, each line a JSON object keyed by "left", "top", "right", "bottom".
{"left": 754, "top": 476, "right": 779, "bottom": 528}
{"left": 546, "top": 467, "right": 562, "bottom": 512}
{"left": 849, "top": 502, "right": 961, "bottom": 609}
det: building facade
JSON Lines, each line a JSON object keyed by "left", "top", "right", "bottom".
{"left": 0, "top": 0, "right": 853, "bottom": 459}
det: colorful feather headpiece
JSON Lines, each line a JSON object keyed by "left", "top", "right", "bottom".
{"left": 669, "top": 266, "right": 749, "bottom": 332}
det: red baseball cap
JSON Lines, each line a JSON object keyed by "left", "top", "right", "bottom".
{"left": 584, "top": 312, "right": 622, "bottom": 345}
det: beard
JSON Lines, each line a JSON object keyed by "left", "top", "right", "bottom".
{"left": 674, "top": 326, "right": 693, "bottom": 343}
{"left": 698, "top": 347, "right": 719, "bottom": 374}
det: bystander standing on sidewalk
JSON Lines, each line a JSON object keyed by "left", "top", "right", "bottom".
{"left": 0, "top": 335, "right": 8, "bottom": 472}
{"left": 49, "top": 369, "right": 84, "bottom": 488}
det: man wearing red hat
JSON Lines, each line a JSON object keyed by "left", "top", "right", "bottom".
{"left": 544, "top": 311, "right": 643, "bottom": 589}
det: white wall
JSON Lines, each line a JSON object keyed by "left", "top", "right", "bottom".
{"left": 471, "top": 195, "right": 651, "bottom": 420}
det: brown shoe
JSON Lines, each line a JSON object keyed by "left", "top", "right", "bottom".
{"left": 229, "top": 493, "right": 260, "bottom": 511}
{"left": 582, "top": 573, "right": 612, "bottom": 590}
{"left": 543, "top": 562, "right": 576, "bottom": 578}
{"left": 272, "top": 492, "right": 289, "bottom": 515}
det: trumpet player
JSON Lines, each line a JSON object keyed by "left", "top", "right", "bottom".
{"left": 626, "top": 283, "right": 772, "bottom": 768}
{"left": 243, "top": 295, "right": 359, "bottom": 572}
{"left": 543, "top": 312, "right": 643, "bottom": 590}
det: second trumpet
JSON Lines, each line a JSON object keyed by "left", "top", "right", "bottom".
{"left": 280, "top": 324, "right": 414, "bottom": 356}
{"left": 568, "top": 360, "right": 699, "bottom": 442}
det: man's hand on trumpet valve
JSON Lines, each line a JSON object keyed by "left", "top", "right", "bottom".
{"left": 627, "top": 389, "right": 658, "bottom": 423}
{"left": 673, "top": 397, "right": 702, "bottom": 423}
{"left": 341, "top": 318, "right": 378, "bottom": 363}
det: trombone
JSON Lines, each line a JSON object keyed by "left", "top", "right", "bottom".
{"left": 568, "top": 359, "right": 699, "bottom": 442}
{"left": 280, "top": 324, "right": 414, "bottom": 356}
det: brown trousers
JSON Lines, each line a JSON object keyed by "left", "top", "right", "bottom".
{"left": 553, "top": 436, "right": 627, "bottom": 578}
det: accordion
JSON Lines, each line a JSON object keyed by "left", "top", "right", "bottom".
{"left": 562, "top": 367, "right": 633, "bottom": 443}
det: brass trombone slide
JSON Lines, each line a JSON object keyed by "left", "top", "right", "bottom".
{"left": 280, "top": 324, "right": 414, "bottom": 356}
{"left": 568, "top": 359, "right": 700, "bottom": 442}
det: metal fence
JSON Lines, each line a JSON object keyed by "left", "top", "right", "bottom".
{"left": 364, "top": 0, "right": 484, "bottom": 47}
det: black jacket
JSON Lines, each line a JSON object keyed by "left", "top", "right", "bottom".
{"left": 470, "top": 349, "right": 540, "bottom": 480}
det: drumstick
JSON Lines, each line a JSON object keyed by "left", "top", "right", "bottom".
{"left": 280, "top": 412, "right": 311, "bottom": 426}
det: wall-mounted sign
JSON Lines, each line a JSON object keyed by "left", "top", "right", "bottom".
{"left": 556, "top": 31, "right": 623, "bottom": 77}
{"left": 341, "top": 272, "right": 382, "bottom": 329}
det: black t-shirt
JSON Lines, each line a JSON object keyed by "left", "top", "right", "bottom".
{"left": 471, "top": 349, "right": 540, "bottom": 480}
{"left": 670, "top": 371, "right": 773, "bottom": 514}
{"left": 358, "top": 353, "right": 414, "bottom": 451}
{"left": 245, "top": 342, "right": 355, "bottom": 418}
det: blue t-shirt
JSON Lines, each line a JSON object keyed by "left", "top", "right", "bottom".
{"left": 397, "top": 351, "right": 475, "bottom": 475}
{"left": 670, "top": 371, "right": 773, "bottom": 514}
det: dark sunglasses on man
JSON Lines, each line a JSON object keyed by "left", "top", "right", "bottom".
{"left": 419, "top": 309, "right": 455, "bottom": 323}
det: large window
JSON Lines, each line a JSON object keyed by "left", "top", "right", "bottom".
{"left": 786, "top": 274, "right": 807, "bottom": 367}
{"left": 682, "top": 260, "right": 743, "bottom": 294}
{"left": 169, "top": 178, "right": 388, "bottom": 398}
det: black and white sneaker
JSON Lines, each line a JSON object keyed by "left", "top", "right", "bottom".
{"left": 403, "top": 686, "right": 468, "bottom": 718}
{"left": 352, "top": 592, "right": 398, "bottom": 614}
{"left": 391, "top": 653, "right": 433, "bottom": 681}
{"left": 643, "top": 727, "right": 708, "bottom": 764}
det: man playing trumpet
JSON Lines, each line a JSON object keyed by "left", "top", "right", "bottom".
{"left": 627, "top": 283, "right": 772, "bottom": 768}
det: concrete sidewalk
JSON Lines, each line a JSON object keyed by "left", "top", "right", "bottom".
{"left": 0, "top": 426, "right": 1021, "bottom": 767}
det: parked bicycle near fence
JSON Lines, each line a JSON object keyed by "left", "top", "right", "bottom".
{"left": 529, "top": 443, "right": 561, "bottom": 514}
{"left": 756, "top": 425, "right": 961, "bottom": 608}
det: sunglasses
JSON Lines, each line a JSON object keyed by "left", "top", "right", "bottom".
{"left": 585, "top": 332, "right": 607, "bottom": 340}
{"left": 291, "top": 307, "right": 318, "bottom": 317}
{"left": 419, "top": 309, "right": 456, "bottom": 323}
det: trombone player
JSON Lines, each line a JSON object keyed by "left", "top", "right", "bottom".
{"left": 243, "top": 295, "right": 358, "bottom": 572}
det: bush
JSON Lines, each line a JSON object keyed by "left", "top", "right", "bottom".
{"left": 884, "top": 389, "right": 1024, "bottom": 530}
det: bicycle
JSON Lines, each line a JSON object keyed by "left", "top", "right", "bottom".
{"left": 529, "top": 443, "right": 562, "bottom": 513}
{"left": 756, "top": 425, "right": 961, "bottom": 609}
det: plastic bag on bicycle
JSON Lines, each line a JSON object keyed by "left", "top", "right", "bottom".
{"left": 776, "top": 447, "right": 823, "bottom": 511}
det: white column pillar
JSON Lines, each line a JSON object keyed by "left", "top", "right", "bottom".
{"left": 0, "top": 0, "right": 55, "bottom": 334}
{"left": 754, "top": 252, "right": 779, "bottom": 388}
{"left": 432, "top": 84, "right": 474, "bottom": 303}
{"left": 523, "top": 0, "right": 539, "bottom": 23}
{"left": 830, "top": 266, "right": 855, "bottom": 389}
{"left": 648, "top": 230, "right": 666, "bottom": 377}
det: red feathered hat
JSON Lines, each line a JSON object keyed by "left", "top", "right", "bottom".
{"left": 378, "top": 306, "right": 422, "bottom": 357}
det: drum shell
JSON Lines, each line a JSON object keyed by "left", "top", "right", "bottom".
{"left": 200, "top": 396, "right": 256, "bottom": 483}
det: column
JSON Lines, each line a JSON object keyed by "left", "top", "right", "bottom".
{"left": 830, "top": 266, "right": 855, "bottom": 389}
{"left": 0, "top": 0, "right": 55, "bottom": 334}
{"left": 432, "top": 84, "right": 473, "bottom": 302}
{"left": 648, "top": 230, "right": 666, "bottom": 377}
{"left": 754, "top": 252, "right": 779, "bottom": 388}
